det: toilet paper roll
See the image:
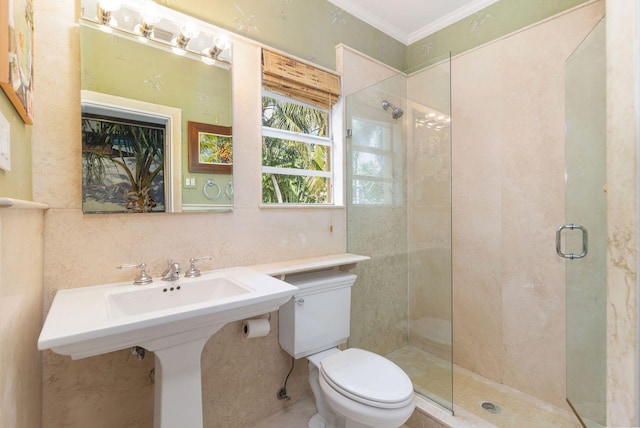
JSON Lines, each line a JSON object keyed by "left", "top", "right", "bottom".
{"left": 242, "top": 319, "right": 270, "bottom": 339}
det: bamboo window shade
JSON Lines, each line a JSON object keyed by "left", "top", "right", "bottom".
{"left": 262, "top": 49, "right": 341, "bottom": 110}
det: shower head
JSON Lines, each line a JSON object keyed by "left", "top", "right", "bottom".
{"left": 381, "top": 100, "right": 404, "bottom": 120}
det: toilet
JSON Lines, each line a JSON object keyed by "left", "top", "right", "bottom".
{"left": 279, "top": 270, "right": 415, "bottom": 428}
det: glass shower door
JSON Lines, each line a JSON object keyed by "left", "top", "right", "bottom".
{"left": 561, "top": 18, "right": 606, "bottom": 428}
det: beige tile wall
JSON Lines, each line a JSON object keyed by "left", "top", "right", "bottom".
{"left": 339, "top": 46, "right": 410, "bottom": 356}
{"left": 0, "top": 207, "right": 45, "bottom": 428}
{"left": 605, "top": 1, "right": 640, "bottom": 426}
{"left": 406, "top": 61, "right": 453, "bottom": 364}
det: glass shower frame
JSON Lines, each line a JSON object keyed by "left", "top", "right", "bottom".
{"left": 346, "top": 53, "right": 454, "bottom": 412}
{"left": 563, "top": 17, "right": 607, "bottom": 428}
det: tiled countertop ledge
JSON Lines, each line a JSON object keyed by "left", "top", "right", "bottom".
{"left": 250, "top": 253, "right": 370, "bottom": 278}
{"left": 0, "top": 198, "right": 49, "bottom": 210}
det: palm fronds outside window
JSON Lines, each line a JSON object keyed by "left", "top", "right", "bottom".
{"left": 261, "top": 94, "right": 332, "bottom": 204}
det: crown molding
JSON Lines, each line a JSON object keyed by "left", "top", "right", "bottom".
{"left": 327, "top": 0, "right": 499, "bottom": 46}
{"left": 326, "top": 0, "right": 411, "bottom": 44}
{"left": 407, "top": 0, "right": 499, "bottom": 45}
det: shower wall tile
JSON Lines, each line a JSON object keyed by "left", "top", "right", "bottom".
{"left": 337, "top": 45, "right": 399, "bottom": 97}
{"left": 500, "top": 1, "right": 603, "bottom": 408}
{"left": 340, "top": 47, "right": 409, "bottom": 357}
{"left": 450, "top": 39, "right": 504, "bottom": 384}
{"left": 348, "top": 206, "right": 409, "bottom": 355}
{"left": 406, "top": 64, "right": 454, "bottom": 361}
{"left": 448, "top": 0, "right": 605, "bottom": 409}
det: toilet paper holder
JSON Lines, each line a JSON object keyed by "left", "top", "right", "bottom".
{"left": 242, "top": 313, "right": 271, "bottom": 339}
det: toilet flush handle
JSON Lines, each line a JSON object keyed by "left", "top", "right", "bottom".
{"left": 295, "top": 298, "right": 305, "bottom": 306}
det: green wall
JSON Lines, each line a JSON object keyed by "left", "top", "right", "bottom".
{"left": 159, "top": 0, "right": 590, "bottom": 73}
{"left": 157, "top": 0, "right": 406, "bottom": 71}
{"left": 406, "top": 0, "right": 591, "bottom": 72}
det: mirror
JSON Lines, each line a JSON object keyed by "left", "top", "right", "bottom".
{"left": 80, "top": 0, "right": 233, "bottom": 213}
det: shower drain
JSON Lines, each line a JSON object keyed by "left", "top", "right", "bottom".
{"left": 480, "top": 401, "right": 501, "bottom": 414}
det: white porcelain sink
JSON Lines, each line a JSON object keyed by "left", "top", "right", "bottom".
{"left": 38, "top": 266, "right": 297, "bottom": 428}
{"left": 105, "top": 276, "right": 252, "bottom": 319}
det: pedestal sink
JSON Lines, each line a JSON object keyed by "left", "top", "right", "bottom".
{"left": 38, "top": 267, "right": 297, "bottom": 428}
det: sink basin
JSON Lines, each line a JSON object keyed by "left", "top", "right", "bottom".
{"left": 105, "top": 276, "right": 251, "bottom": 319}
{"left": 38, "top": 266, "right": 296, "bottom": 358}
{"left": 38, "top": 266, "right": 297, "bottom": 428}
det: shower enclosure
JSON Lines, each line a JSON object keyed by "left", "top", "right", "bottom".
{"left": 345, "top": 10, "right": 606, "bottom": 427}
{"left": 346, "top": 54, "right": 454, "bottom": 411}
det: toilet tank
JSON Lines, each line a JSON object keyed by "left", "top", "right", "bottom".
{"left": 279, "top": 270, "right": 357, "bottom": 359}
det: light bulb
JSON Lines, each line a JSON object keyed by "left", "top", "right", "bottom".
{"left": 180, "top": 23, "right": 199, "bottom": 39}
{"left": 213, "top": 35, "right": 230, "bottom": 51}
{"left": 173, "top": 24, "right": 199, "bottom": 49}
{"left": 141, "top": 5, "right": 161, "bottom": 25}
{"left": 98, "top": 0, "right": 121, "bottom": 12}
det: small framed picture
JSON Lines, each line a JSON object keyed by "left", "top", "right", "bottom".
{"left": 188, "top": 121, "right": 233, "bottom": 174}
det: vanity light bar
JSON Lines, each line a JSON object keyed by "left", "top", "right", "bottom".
{"left": 83, "top": 0, "right": 232, "bottom": 67}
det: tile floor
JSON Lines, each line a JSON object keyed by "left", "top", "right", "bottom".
{"left": 250, "top": 396, "right": 410, "bottom": 428}
{"left": 387, "top": 346, "right": 583, "bottom": 428}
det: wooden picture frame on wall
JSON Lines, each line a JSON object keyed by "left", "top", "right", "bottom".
{"left": 188, "top": 121, "right": 233, "bottom": 174}
{"left": 0, "top": 0, "right": 34, "bottom": 125}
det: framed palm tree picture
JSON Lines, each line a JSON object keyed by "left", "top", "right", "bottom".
{"left": 82, "top": 114, "right": 167, "bottom": 214}
{"left": 188, "top": 121, "right": 233, "bottom": 174}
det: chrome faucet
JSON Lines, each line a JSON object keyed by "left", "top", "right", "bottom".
{"left": 161, "top": 259, "right": 182, "bottom": 281}
{"left": 117, "top": 262, "right": 153, "bottom": 285}
{"left": 184, "top": 256, "right": 212, "bottom": 278}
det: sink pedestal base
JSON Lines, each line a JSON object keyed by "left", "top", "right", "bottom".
{"left": 153, "top": 337, "right": 210, "bottom": 428}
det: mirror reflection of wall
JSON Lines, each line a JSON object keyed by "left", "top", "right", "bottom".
{"left": 79, "top": 2, "right": 233, "bottom": 213}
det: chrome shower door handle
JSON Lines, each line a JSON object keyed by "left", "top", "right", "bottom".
{"left": 556, "top": 224, "right": 588, "bottom": 260}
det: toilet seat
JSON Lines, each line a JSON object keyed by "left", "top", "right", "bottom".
{"left": 320, "top": 348, "right": 413, "bottom": 409}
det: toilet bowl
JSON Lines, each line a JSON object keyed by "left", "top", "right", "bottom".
{"left": 308, "top": 348, "right": 414, "bottom": 428}
{"left": 278, "top": 270, "right": 415, "bottom": 428}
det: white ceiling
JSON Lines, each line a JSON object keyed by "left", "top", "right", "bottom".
{"left": 326, "top": 0, "right": 498, "bottom": 45}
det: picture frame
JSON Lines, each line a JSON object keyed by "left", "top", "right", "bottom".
{"left": 188, "top": 121, "right": 233, "bottom": 174}
{"left": 0, "top": 0, "right": 34, "bottom": 124}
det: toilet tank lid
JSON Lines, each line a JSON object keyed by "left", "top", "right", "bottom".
{"left": 284, "top": 270, "right": 357, "bottom": 290}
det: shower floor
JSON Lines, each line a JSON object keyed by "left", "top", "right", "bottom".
{"left": 386, "top": 346, "right": 582, "bottom": 428}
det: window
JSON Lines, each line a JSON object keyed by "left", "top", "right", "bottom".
{"left": 261, "top": 50, "right": 341, "bottom": 205}
{"left": 262, "top": 93, "right": 332, "bottom": 204}
{"left": 351, "top": 118, "right": 398, "bottom": 205}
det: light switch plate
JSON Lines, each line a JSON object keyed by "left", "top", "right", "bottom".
{"left": 183, "top": 176, "right": 196, "bottom": 188}
{"left": 0, "top": 112, "right": 10, "bottom": 171}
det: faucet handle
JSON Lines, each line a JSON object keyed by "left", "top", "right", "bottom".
{"left": 117, "top": 262, "right": 153, "bottom": 285}
{"left": 184, "top": 256, "right": 212, "bottom": 278}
